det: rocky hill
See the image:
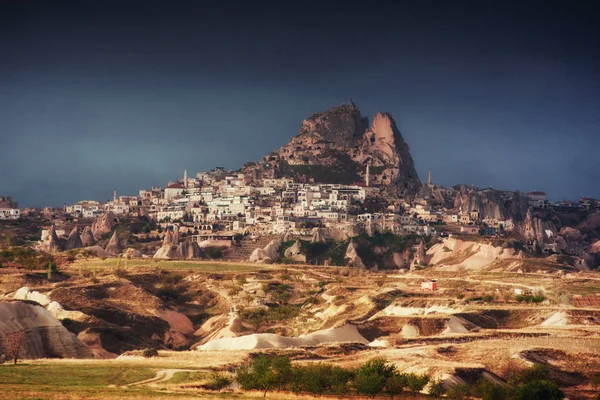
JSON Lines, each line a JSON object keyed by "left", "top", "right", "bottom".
{"left": 242, "top": 103, "right": 421, "bottom": 196}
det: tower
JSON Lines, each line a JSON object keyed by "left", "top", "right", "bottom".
{"left": 113, "top": 189, "right": 117, "bottom": 203}
{"left": 428, "top": 170, "right": 432, "bottom": 186}
{"left": 365, "top": 162, "right": 370, "bottom": 187}
{"left": 184, "top": 169, "right": 188, "bottom": 188}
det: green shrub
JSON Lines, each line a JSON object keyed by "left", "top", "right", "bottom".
{"left": 475, "top": 378, "right": 508, "bottom": 400}
{"left": 204, "top": 372, "right": 232, "bottom": 391}
{"left": 203, "top": 246, "right": 224, "bottom": 259}
{"left": 428, "top": 378, "right": 446, "bottom": 398}
{"left": 142, "top": 348, "right": 158, "bottom": 358}
{"left": 512, "top": 380, "right": 563, "bottom": 400}
{"left": 447, "top": 383, "right": 471, "bottom": 400}
{"left": 456, "top": 293, "right": 465, "bottom": 299}
{"left": 482, "top": 294, "right": 494, "bottom": 303}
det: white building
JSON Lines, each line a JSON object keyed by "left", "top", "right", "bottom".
{"left": 164, "top": 183, "right": 186, "bottom": 200}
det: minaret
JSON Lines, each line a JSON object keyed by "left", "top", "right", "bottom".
{"left": 365, "top": 163, "right": 370, "bottom": 187}
{"left": 184, "top": 170, "right": 188, "bottom": 188}
{"left": 428, "top": 170, "right": 432, "bottom": 186}
{"left": 113, "top": 189, "right": 117, "bottom": 203}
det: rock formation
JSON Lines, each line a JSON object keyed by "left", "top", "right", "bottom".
{"left": 123, "top": 248, "right": 143, "bottom": 259}
{"left": 177, "top": 241, "right": 201, "bottom": 260}
{"left": 65, "top": 227, "right": 83, "bottom": 250}
{"left": 41, "top": 225, "right": 62, "bottom": 253}
{"left": 154, "top": 226, "right": 179, "bottom": 259}
{"left": 283, "top": 240, "right": 306, "bottom": 263}
{"left": 249, "top": 238, "right": 282, "bottom": 263}
{"left": 105, "top": 231, "right": 123, "bottom": 256}
{"left": 91, "top": 211, "right": 115, "bottom": 239}
{"left": 242, "top": 103, "right": 421, "bottom": 196}
{"left": 411, "top": 240, "right": 426, "bottom": 270}
{"left": 311, "top": 228, "right": 327, "bottom": 243}
{"left": 345, "top": 240, "right": 366, "bottom": 268}
{"left": 80, "top": 226, "right": 95, "bottom": 247}
{"left": 153, "top": 226, "right": 201, "bottom": 260}
{"left": 0, "top": 300, "right": 92, "bottom": 359}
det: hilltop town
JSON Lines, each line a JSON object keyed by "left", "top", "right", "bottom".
{"left": 2, "top": 104, "right": 598, "bottom": 270}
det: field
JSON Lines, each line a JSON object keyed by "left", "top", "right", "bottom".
{"left": 1, "top": 256, "right": 600, "bottom": 399}
{"left": 70, "top": 258, "right": 274, "bottom": 272}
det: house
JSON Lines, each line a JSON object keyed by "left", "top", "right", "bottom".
{"left": 0, "top": 196, "right": 20, "bottom": 220}
{"left": 421, "top": 280, "right": 438, "bottom": 291}
{"left": 460, "top": 225, "right": 480, "bottom": 235}
{"left": 164, "top": 183, "right": 186, "bottom": 200}
{"left": 527, "top": 191, "right": 547, "bottom": 208}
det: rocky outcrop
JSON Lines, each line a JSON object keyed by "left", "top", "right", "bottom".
{"left": 520, "top": 208, "right": 557, "bottom": 244}
{"left": 411, "top": 240, "right": 426, "bottom": 270}
{"left": 249, "top": 238, "right": 282, "bottom": 263}
{"left": 91, "top": 211, "right": 115, "bottom": 239}
{"left": 104, "top": 231, "right": 123, "bottom": 256}
{"left": 123, "top": 248, "right": 144, "bottom": 259}
{"left": 453, "top": 187, "right": 530, "bottom": 222}
{"left": 177, "top": 241, "right": 201, "bottom": 260}
{"left": 345, "top": 240, "right": 366, "bottom": 269}
{"left": 311, "top": 228, "right": 327, "bottom": 243}
{"left": 80, "top": 226, "right": 95, "bottom": 247}
{"left": 0, "top": 300, "right": 92, "bottom": 359}
{"left": 284, "top": 240, "right": 306, "bottom": 263}
{"left": 242, "top": 103, "right": 421, "bottom": 196}
{"left": 65, "top": 227, "right": 83, "bottom": 250}
{"left": 152, "top": 226, "right": 200, "bottom": 260}
{"left": 41, "top": 225, "right": 62, "bottom": 253}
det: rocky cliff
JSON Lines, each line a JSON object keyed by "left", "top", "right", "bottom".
{"left": 0, "top": 300, "right": 92, "bottom": 359}
{"left": 242, "top": 103, "right": 421, "bottom": 196}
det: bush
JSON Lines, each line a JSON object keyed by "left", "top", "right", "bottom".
{"left": 512, "top": 380, "right": 563, "bottom": 400}
{"left": 204, "top": 372, "right": 232, "bottom": 391}
{"left": 142, "top": 348, "right": 158, "bottom": 358}
{"left": 482, "top": 294, "right": 494, "bottom": 303}
{"left": 475, "top": 378, "right": 508, "bottom": 400}
{"left": 456, "top": 293, "right": 465, "bottom": 299}
{"left": 203, "top": 246, "right": 224, "bottom": 259}
{"left": 447, "top": 383, "right": 471, "bottom": 400}
{"left": 428, "top": 378, "right": 446, "bottom": 398}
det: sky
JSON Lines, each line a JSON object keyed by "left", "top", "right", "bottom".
{"left": 1, "top": 0, "right": 599, "bottom": 207}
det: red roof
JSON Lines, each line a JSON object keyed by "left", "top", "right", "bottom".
{"left": 527, "top": 191, "right": 546, "bottom": 196}
{"left": 166, "top": 183, "right": 185, "bottom": 189}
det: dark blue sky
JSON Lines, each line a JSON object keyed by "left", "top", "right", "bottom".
{"left": 1, "top": 0, "right": 599, "bottom": 207}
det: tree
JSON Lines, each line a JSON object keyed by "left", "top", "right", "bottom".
{"left": 292, "top": 363, "right": 353, "bottom": 396}
{"left": 354, "top": 358, "right": 396, "bottom": 398}
{"left": 385, "top": 372, "right": 407, "bottom": 400}
{"left": 405, "top": 373, "right": 429, "bottom": 397}
{"left": 512, "top": 380, "right": 563, "bottom": 400}
{"left": 236, "top": 355, "right": 292, "bottom": 397}
{"left": 447, "top": 383, "right": 471, "bottom": 400}
{"left": 47, "top": 260, "right": 53, "bottom": 280}
{"left": 428, "top": 378, "right": 446, "bottom": 399}
{"left": 475, "top": 379, "right": 508, "bottom": 400}
{"left": 3, "top": 331, "right": 26, "bottom": 365}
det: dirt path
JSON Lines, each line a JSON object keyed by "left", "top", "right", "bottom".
{"left": 125, "top": 369, "right": 196, "bottom": 387}
{"left": 205, "top": 280, "right": 238, "bottom": 339}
